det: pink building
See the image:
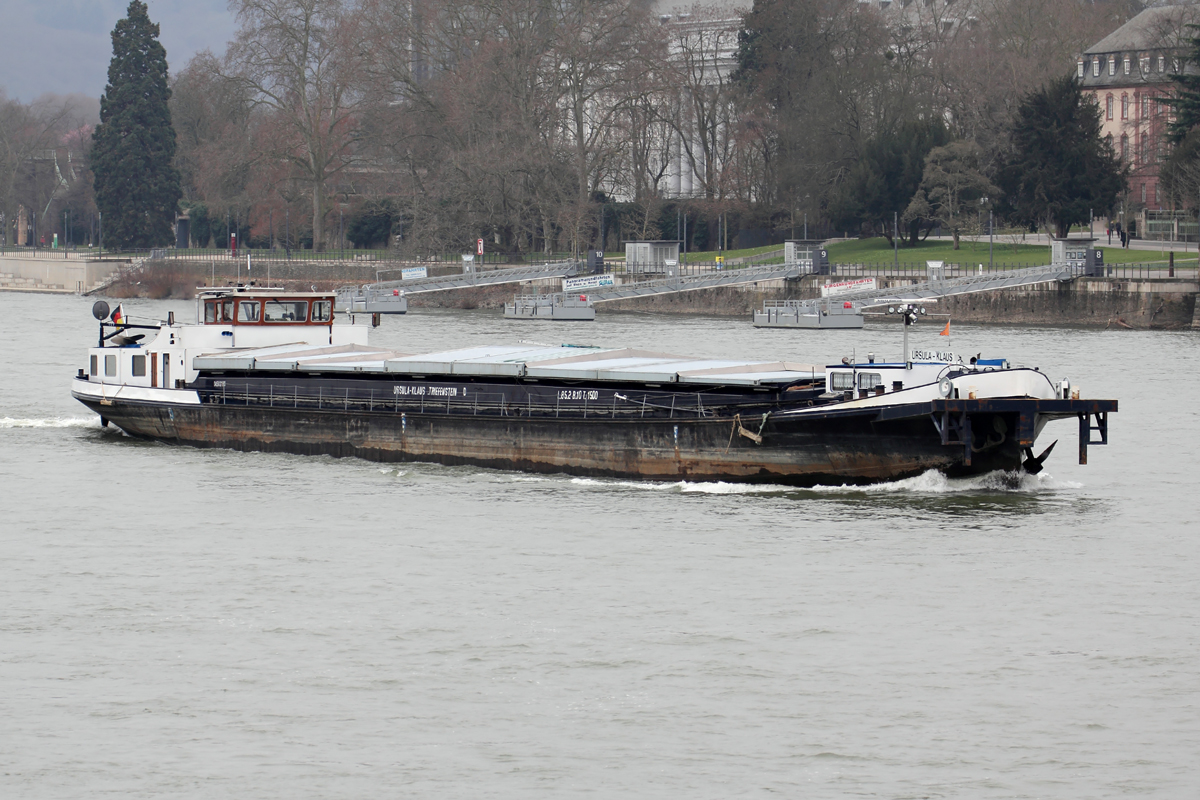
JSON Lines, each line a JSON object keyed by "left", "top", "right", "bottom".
{"left": 1079, "top": 6, "right": 1200, "bottom": 224}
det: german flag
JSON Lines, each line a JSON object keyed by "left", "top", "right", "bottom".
{"left": 110, "top": 304, "right": 125, "bottom": 326}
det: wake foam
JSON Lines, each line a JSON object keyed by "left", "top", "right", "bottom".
{"left": 571, "top": 469, "right": 1080, "bottom": 496}
{"left": 0, "top": 417, "right": 99, "bottom": 429}
{"left": 570, "top": 477, "right": 797, "bottom": 495}
{"left": 807, "top": 469, "right": 1081, "bottom": 495}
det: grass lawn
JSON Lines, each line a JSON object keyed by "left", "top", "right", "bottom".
{"left": 826, "top": 237, "right": 1199, "bottom": 267}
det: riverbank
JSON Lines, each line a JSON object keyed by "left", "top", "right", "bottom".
{"left": 55, "top": 257, "right": 1200, "bottom": 330}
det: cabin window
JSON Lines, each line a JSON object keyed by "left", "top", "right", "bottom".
{"left": 264, "top": 300, "right": 308, "bottom": 322}
{"left": 221, "top": 300, "right": 235, "bottom": 322}
{"left": 237, "top": 301, "right": 261, "bottom": 322}
{"left": 204, "top": 301, "right": 217, "bottom": 323}
{"left": 90, "top": 355, "right": 97, "bottom": 376}
{"left": 104, "top": 354, "right": 117, "bottom": 376}
{"left": 312, "top": 300, "right": 332, "bottom": 322}
{"left": 858, "top": 372, "right": 882, "bottom": 389}
{"left": 829, "top": 372, "right": 855, "bottom": 391}
{"left": 131, "top": 355, "right": 146, "bottom": 377}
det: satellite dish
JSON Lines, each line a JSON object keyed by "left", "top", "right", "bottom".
{"left": 92, "top": 300, "right": 110, "bottom": 320}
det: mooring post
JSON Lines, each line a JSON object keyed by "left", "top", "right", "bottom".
{"left": 1078, "top": 413, "right": 1089, "bottom": 465}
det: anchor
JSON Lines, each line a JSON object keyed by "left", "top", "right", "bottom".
{"left": 1022, "top": 440, "right": 1057, "bottom": 474}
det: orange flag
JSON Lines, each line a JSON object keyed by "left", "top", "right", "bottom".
{"left": 939, "top": 320, "right": 950, "bottom": 336}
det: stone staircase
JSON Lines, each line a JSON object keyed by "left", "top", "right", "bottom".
{"left": 0, "top": 271, "right": 68, "bottom": 292}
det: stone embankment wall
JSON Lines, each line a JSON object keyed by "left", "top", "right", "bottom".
{"left": 94, "top": 259, "right": 1199, "bottom": 329}
{"left": 596, "top": 276, "right": 1199, "bottom": 329}
{"left": 0, "top": 255, "right": 121, "bottom": 293}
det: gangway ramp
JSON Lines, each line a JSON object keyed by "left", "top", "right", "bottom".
{"left": 587, "top": 262, "right": 805, "bottom": 302}
{"left": 803, "top": 264, "right": 1078, "bottom": 309}
{"left": 755, "top": 264, "right": 1080, "bottom": 329}
{"left": 339, "top": 260, "right": 808, "bottom": 314}
{"left": 337, "top": 260, "right": 584, "bottom": 312}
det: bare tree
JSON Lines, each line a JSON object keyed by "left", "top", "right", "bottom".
{"left": 221, "top": 0, "right": 366, "bottom": 251}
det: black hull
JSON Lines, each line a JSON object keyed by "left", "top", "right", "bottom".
{"left": 76, "top": 394, "right": 1027, "bottom": 486}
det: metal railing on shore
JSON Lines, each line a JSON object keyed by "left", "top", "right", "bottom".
{"left": 823, "top": 262, "right": 1199, "bottom": 282}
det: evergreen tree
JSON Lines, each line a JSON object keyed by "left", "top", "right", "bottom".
{"left": 997, "top": 76, "right": 1126, "bottom": 239}
{"left": 1164, "top": 24, "right": 1200, "bottom": 144}
{"left": 827, "top": 118, "right": 951, "bottom": 245}
{"left": 92, "top": 1, "right": 181, "bottom": 250}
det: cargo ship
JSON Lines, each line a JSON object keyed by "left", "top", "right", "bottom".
{"left": 70, "top": 286, "right": 1116, "bottom": 485}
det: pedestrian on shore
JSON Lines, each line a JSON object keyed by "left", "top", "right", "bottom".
{"left": 1107, "top": 225, "right": 1112, "bottom": 244}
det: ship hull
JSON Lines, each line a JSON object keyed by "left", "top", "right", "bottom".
{"left": 74, "top": 389, "right": 1025, "bottom": 486}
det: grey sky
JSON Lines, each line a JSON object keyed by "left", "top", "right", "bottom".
{"left": 0, "top": 0, "right": 236, "bottom": 102}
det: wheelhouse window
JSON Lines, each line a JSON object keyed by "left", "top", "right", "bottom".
{"left": 204, "top": 301, "right": 217, "bottom": 323}
{"left": 131, "top": 355, "right": 146, "bottom": 377}
{"left": 221, "top": 300, "right": 235, "bottom": 322}
{"left": 830, "top": 372, "right": 855, "bottom": 391}
{"left": 264, "top": 300, "right": 309, "bottom": 322}
{"left": 312, "top": 300, "right": 332, "bottom": 322}
{"left": 237, "top": 301, "right": 261, "bottom": 322}
{"left": 105, "top": 354, "right": 117, "bottom": 376}
{"left": 858, "top": 373, "right": 883, "bottom": 389}
{"left": 90, "top": 355, "right": 97, "bottom": 376}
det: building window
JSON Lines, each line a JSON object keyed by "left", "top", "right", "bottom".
{"left": 1120, "top": 134, "right": 1129, "bottom": 161}
{"left": 1156, "top": 184, "right": 1160, "bottom": 203}
{"left": 1142, "top": 95, "right": 1149, "bottom": 118}
{"left": 1141, "top": 55, "right": 1150, "bottom": 73}
{"left": 1109, "top": 56, "right": 1116, "bottom": 76}
{"left": 1094, "top": 58, "right": 1101, "bottom": 77}
{"left": 1078, "top": 58, "right": 1085, "bottom": 78}
{"left": 1141, "top": 136, "right": 1149, "bottom": 166}
{"left": 1107, "top": 95, "right": 1114, "bottom": 120}
{"left": 1159, "top": 55, "right": 1166, "bottom": 72}
{"left": 1124, "top": 56, "right": 1131, "bottom": 75}
{"left": 1121, "top": 94, "right": 1129, "bottom": 119}
{"left": 1141, "top": 183, "right": 1147, "bottom": 203}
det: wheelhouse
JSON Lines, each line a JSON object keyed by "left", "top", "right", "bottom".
{"left": 197, "top": 288, "right": 335, "bottom": 327}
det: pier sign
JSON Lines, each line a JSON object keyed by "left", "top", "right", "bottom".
{"left": 401, "top": 266, "right": 427, "bottom": 281}
{"left": 563, "top": 273, "right": 616, "bottom": 291}
{"left": 820, "top": 277, "right": 876, "bottom": 297}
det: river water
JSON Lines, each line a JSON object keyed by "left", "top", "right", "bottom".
{"left": 2, "top": 292, "right": 1197, "bottom": 798}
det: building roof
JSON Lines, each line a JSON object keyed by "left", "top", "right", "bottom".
{"left": 1085, "top": 5, "right": 1200, "bottom": 55}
